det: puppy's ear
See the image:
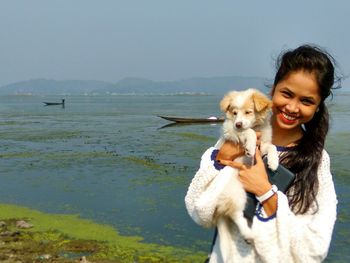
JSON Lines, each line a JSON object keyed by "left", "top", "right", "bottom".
{"left": 252, "top": 91, "right": 272, "bottom": 112}
{"left": 220, "top": 94, "right": 232, "bottom": 112}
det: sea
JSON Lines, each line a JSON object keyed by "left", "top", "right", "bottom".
{"left": 0, "top": 91, "right": 349, "bottom": 262}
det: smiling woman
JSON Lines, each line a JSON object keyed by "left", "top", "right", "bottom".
{"left": 271, "top": 70, "right": 322, "bottom": 145}
{"left": 185, "top": 44, "right": 341, "bottom": 262}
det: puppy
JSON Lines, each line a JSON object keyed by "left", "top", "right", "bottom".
{"left": 216, "top": 88, "right": 278, "bottom": 169}
{"left": 213, "top": 88, "right": 278, "bottom": 261}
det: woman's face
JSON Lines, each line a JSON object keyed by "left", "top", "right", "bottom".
{"left": 271, "top": 70, "right": 321, "bottom": 131}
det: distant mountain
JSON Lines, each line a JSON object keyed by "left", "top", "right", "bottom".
{"left": 0, "top": 79, "right": 113, "bottom": 95}
{"left": 0, "top": 76, "right": 269, "bottom": 95}
{"left": 103, "top": 76, "right": 268, "bottom": 95}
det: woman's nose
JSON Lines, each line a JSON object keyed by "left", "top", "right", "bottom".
{"left": 285, "top": 100, "right": 299, "bottom": 113}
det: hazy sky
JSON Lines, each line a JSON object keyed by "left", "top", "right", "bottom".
{"left": 1, "top": 0, "right": 349, "bottom": 88}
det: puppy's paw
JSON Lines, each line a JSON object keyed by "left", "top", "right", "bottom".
{"left": 267, "top": 156, "right": 279, "bottom": 171}
{"left": 245, "top": 146, "right": 255, "bottom": 157}
{"left": 241, "top": 230, "right": 254, "bottom": 244}
{"left": 244, "top": 237, "right": 254, "bottom": 245}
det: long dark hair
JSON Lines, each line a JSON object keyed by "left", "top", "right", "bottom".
{"left": 272, "top": 44, "right": 341, "bottom": 214}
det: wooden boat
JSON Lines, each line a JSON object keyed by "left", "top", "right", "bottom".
{"left": 43, "top": 99, "right": 65, "bottom": 106}
{"left": 158, "top": 115, "right": 224, "bottom": 123}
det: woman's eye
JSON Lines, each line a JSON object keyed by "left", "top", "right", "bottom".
{"left": 301, "top": 99, "right": 314, "bottom": 106}
{"left": 281, "top": 91, "right": 292, "bottom": 97}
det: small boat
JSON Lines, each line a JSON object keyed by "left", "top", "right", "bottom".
{"left": 158, "top": 115, "right": 224, "bottom": 123}
{"left": 43, "top": 99, "right": 65, "bottom": 106}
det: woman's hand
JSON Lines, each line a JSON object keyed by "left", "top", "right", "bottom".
{"left": 219, "top": 147, "right": 271, "bottom": 196}
{"left": 220, "top": 147, "right": 278, "bottom": 216}
{"left": 216, "top": 140, "right": 245, "bottom": 163}
{"left": 216, "top": 132, "right": 262, "bottom": 164}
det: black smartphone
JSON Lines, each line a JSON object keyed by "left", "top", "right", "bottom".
{"left": 243, "top": 157, "right": 295, "bottom": 219}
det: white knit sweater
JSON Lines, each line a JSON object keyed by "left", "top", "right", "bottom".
{"left": 185, "top": 147, "right": 337, "bottom": 263}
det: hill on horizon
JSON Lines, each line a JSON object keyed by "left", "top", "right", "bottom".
{"left": 0, "top": 79, "right": 113, "bottom": 95}
{"left": 0, "top": 76, "right": 271, "bottom": 96}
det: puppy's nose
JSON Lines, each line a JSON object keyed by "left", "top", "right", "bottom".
{"left": 235, "top": 122, "right": 243, "bottom": 129}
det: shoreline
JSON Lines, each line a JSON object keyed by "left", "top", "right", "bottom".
{"left": 0, "top": 203, "right": 205, "bottom": 262}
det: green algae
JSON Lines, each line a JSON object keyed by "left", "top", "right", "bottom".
{"left": 0, "top": 203, "right": 206, "bottom": 262}
{"left": 0, "top": 120, "right": 37, "bottom": 126}
{"left": 124, "top": 156, "right": 163, "bottom": 170}
{"left": 170, "top": 131, "right": 215, "bottom": 142}
{"left": 0, "top": 151, "right": 41, "bottom": 158}
{"left": 0, "top": 223, "right": 101, "bottom": 262}
{"left": 0, "top": 147, "right": 189, "bottom": 186}
{"left": 122, "top": 154, "right": 191, "bottom": 186}
{"left": 0, "top": 150, "right": 118, "bottom": 160}
{"left": 326, "top": 132, "right": 350, "bottom": 156}
{"left": 0, "top": 151, "right": 118, "bottom": 171}
{"left": 326, "top": 133, "right": 350, "bottom": 184}
{"left": 0, "top": 130, "right": 83, "bottom": 141}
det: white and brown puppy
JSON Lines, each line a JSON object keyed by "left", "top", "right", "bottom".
{"left": 210, "top": 89, "right": 278, "bottom": 261}
{"left": 216, "top": 88, "right": 278, "bottom": 170}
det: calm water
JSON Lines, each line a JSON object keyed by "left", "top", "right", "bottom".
{"left": 0, "top": 92, "right": 349, "bottom": 262}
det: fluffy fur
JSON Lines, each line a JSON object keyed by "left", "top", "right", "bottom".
{"left": 213, "top": 88, "right": 279, "bottom": 261}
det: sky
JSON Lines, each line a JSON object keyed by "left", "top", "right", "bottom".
{"left": 0, "top": 0, "right": 349, "bottom": 88}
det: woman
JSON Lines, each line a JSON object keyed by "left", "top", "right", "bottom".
{"left": 185, "top": 44, "right": 340, "bottom": 262}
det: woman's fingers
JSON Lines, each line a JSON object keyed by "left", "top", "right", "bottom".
{"left": 219, "top": 146, "right": 263, "bottom": 170}
{"left": 256, "top": 131, "right": 262, "bottom": 146}
{"left": 254, "top": 146, "right": 264, "bottom": 165}
{"left": 216, "top": 141, "right": 245, "bottom": 161}
{"left": 218, "top": 159, "right": 246, "bottom": 169}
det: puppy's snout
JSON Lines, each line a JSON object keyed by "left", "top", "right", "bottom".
{"left": 235, "top": 122, "right": 243, "bottom": 129}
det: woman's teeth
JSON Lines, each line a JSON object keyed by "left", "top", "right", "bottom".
{"left": 282, "top": 112, "right": 296, "bottom": 120}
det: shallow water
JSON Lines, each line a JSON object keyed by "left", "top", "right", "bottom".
{"left": 0, "top": 93, "right": 349, "bottom": 261}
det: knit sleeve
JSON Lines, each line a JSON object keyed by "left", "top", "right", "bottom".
{"left": 252, "top": 150, "right": 338, "bottom": 262}
{"left": 185, "top": 147, "right": 236, "bottom": 228}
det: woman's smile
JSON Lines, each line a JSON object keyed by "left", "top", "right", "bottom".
{"left": 271, "top": 70, "right": 321, "bottom": 132}
{"left": 278, "top": 110, "right": 298, "bottom": 125}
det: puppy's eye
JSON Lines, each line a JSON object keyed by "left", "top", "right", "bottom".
{"left": 245, "top": 110, "right": 253, "bottom": 115}
{"left": 232, "top": 111, "right": 238, "bottom": 115}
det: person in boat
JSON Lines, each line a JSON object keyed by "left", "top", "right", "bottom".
{"left": 43, "top": 99, "right": 65, "bottom": 106}
{"left": 185, "top": 44, "right": 341, "bottom": 262}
